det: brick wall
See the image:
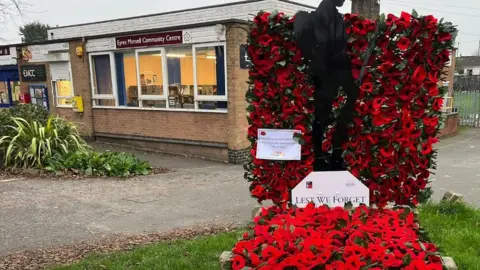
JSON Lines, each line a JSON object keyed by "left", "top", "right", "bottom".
{"left": 351, "top": 0, "right": 380, "bottom": 20}
{"left": 17, "top": 53, "right": 53, "bottom": 108}
{"left": 439, "top": 113, "right": 459, "bottom": 137}
{"left": 226, "top": 23, "right": 251, "bottom": 163}
{"left": 447, "top": 49, "right": 456, "bottom": 96}
{"left": 35, "top": 25, "right": 257, "bottom": 162}
{"left": 51, "top": 40, "right": 94, "bottom": 136}
{"left": 93, "top": 109, "right": 228, "bottom": 143}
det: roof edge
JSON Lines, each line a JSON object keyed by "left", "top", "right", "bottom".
{"left": 49, "top": 0, "right": 263, "bottom": 31}
{"left": 280, "top": 0, "right": 316, "bottom": 10}
{"left": 7, "top": 19, "right": 248, "bottom": 47}
{"left": 49, "top": 0, "right": 314, "bottom": 32}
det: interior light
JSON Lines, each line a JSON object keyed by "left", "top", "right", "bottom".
{"left": 206, "top": 55, "right": 216, "bottom": 59}
{"left": 167, "top": 54, "right": 186, "bottom": 58}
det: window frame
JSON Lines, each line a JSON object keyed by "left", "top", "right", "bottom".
{"left": 89, "top": 52, "right": 118, "bottom": 107}
{"left": 192, "top": 42, "right": 227, "bottom": 105}
{"left": 88, "top": 43, "right": 228, "bottom": 113}
{"left": 50, "top": 61, "right": 75, "bottom": 108}
{"left": 135, "top": 47, "right": 169, "bottom": 108}
{"left": 53, "top": 79, "right": 74, "bottom": 108}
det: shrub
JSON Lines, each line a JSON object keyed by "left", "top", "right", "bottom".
{"left": 46, "top": 151, "right": 152, "bottom": 177}
{"left": 0, "top": 104, "right": 49, "bottom": 137}
{"left": 0, "top": 115, "right": 89, "bottom": 168}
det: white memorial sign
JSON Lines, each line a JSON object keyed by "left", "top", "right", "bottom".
{"left": 256, "top": 129, "right": 301, "bottom": 160}
{"left": 291, "top": 171, "right": 370, "bottom": 208}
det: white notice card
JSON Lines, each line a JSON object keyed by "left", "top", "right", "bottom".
{"left": 256, "top": 129, "right": 301, "bottom": 160}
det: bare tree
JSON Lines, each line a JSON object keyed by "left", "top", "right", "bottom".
{"left": 0, "top": 0, "right": 27, "bottom": 24}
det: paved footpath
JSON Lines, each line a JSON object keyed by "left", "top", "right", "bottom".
{"left": 431, "top": 128, "right": 480, "bottom": 206}
{"left": 1, "top": 130, "right": 480, "bottom": 256}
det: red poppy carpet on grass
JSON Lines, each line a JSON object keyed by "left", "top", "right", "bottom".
{"left": 234, "top": 9, "right": 457, "bottom": 270}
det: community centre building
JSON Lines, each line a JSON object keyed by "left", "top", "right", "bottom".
{"left": 1, "top": 0, "right": 457, "bottom": 162}
{"left": 2, "top": 0, "right": 315, "bottom": 163}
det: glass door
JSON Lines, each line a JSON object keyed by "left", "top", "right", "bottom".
{"left": 0, "top": 80, "right": 13, "bottom": 108}
{"left": 9, "top": 80, "right": 20, "bottom": 105}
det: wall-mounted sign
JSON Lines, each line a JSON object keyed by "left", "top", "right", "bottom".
{"left": 20, "top": 65, "right": 47, "bottom": 82}
{"left": 47, "top": 42, "right": 69, "bottom": 52}
{"left": 168, "top": 96, "right": 177, "bottom": 107}
{"left": 256, "top": 129, "right": 301, "bottom": 160}
{"left": 240, "top": 44, "right": 251, "bottom": 69}
{"left": 291, "top": 171, "right": 370, "bottom": 208}
{"left": 115, "top": 31, "right": 183, "bottom": 49}
{"left": 0, "top": 47, "right": 10, "bottom": 56}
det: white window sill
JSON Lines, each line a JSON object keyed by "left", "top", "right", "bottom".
{"left": 92, "top": 106, "right": 228, "bottom": 114}
{"left": 56, "top": 105, "right": 72, "bottom": 108}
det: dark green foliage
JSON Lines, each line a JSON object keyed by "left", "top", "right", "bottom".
{"left": 46, "top": 151, "right": 152, "bottom": 177}
{"left": 19, "top": 21, "right": 50, "bottom": 43}
{"left": 0, "top": 104, "right": 49, "bottom": 137}
{"left": 0, "top": 116, "right": 89, "bottom": 168}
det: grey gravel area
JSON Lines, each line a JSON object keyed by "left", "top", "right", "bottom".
{"left": 0, "top": 164, "right": 257, "bottom": 257}
{"left": 430, "top": 128, "right": 480, "bottom": 206}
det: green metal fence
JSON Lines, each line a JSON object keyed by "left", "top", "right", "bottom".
{"left": 453, "top": 90, "right": 480, "bottom": 127}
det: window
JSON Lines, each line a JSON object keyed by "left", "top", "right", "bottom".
{"left": 115, "top": 51, "right": 138, "bottom": 107}
{"left": 166, "top": 46, "right": 194, "bottom": 109}
{"left": 50, "top": 62, "right": 74, "bottom": 107}
{"left": 54, "top": 80, "right": 73, "bottom": 106}
{"left": 194, "top": 44, "right": 227, "bottom": 111}
{"left": 90, "top": 53, "right": 117, "bottom": 106}
{"left": 0, "top": 81, "right": 11, "bottom": 106}
{"left": 89, "top": 43, "right": 227, "bottom": 111}
{"left": 136, "top": 49, "right": 167, "bottom": 108}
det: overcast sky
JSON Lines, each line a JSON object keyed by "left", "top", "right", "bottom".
{"left": 0, "top": 0, "right": 479, "bottom": 55}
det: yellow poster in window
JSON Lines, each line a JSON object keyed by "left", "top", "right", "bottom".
{"left": 57, "top": 81, "right": 72, "bottom": 96}
{"left": 57, "top": 81, "right": 72, "bottom": 105}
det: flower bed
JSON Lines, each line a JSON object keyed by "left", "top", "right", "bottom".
{"left": 244, "top": 10, "right": 457, "bottom": 208}
{"left": 231, "top": 204, "right": 443, "bottom": 270}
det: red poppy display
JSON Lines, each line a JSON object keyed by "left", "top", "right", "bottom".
{"left": 245, "top": 10, "right": 456, "bottom": 208}
{"left": 231, "top": 204, "right": 444, "bottom": 269}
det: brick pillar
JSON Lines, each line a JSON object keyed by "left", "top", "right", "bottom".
{"left": 226, "top": 24, "right": 250, "bottom": 164}
{"left": 448, "top": 49, "right": 456, "bottom": 96}
{"left": 49, "top": 40, "right": 94, "bottom": 137}
{"left": 351, "top": 0, "right": 380, "bottom": 20}
{"left": 67, "top": 40, "right": 94, "bottom": 137}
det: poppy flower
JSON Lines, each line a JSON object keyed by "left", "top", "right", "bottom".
{"left": 397, "top": 37, "right": 411, "bottom": 50}
{"left": 353, "top": 20, "right": 369, "bottom": 36}
{"left": 421, "top": 142, "right": 433, "bottom": 155}
{"left": 354, "top": 38, "right": 369, "bottom": 51}
{"left": 412, "top": 66, "right": 427, "bottom": 83}
{"left": 360, "top": 82, "right": 374, "bottom": 93}
{"left": 232, "top": 255, "right": 246, "bottom": 270}
{"left": 432, "top": 97, "right": 444, "bottom": 111}
{"left": 424, "top": 15, "right": 438, "bottom": 29}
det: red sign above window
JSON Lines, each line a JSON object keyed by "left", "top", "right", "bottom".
{"left": 115, "top": 31, "right": 183, "bottom": 49}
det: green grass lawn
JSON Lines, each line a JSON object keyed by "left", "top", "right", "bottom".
{"left": 418, "top": 201, "right": 480, "bottom": 270}
{"left": 53, "top": 201, "right": 480, "bottom": 270}
{"left": 52, "top": 231, "right": 242, "bottom": 270}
